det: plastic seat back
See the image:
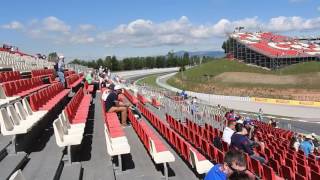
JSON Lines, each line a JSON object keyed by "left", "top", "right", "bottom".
{"left": 8, "top": 169, "right": 25, "bottom": 180}
{"left": 0, "top": 108, "right": 14, "bottom": 131}
{"left": 14, "top": 102, "right": 27, "bottom": 120}
{"left": 7, "top": 105, "right": 21, "bottom": 125}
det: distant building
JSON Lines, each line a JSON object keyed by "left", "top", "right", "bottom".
{"left": 224, "top": 32, "right": 320, "bottom": 69}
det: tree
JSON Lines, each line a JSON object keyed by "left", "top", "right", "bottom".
{"left": 111, "top": 56, "right": 120, "bottom": 71}
{"left": 48, "top": 52, "right": 58, "bottom": 62}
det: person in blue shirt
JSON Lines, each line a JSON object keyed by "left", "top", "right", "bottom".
{"left": 57, "top": 54, "right": 65, "bottom": 85}
{"left": 299, "top": 135, "right": 314, "bottom": 157}
{"left": 205, "top": 150, "right": 248, "bottom": 180}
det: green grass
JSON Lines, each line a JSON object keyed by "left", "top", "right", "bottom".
{"left": 275, "top": 61, "right": 320, "bottom": 75}
{"left": 167, "top": 59, "right": 320, "bottom": 99}
{"left": 136, "top": 75, "right": 160, "bottom": 87}
{"left": 179, "top": 59, "right": 271, "bottom": 79}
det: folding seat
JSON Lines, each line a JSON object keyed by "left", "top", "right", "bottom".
{"left": 208, "top": 144, "right": 217, "bottom": 162}
{"left": 280, "top": 165, "right": 294, "bottom": 180}
{"left": 189, "top": 148, "right": 213, "bottom": 175}
{"left": 217, "top": 149, "right": 224, "bottom": 164}
{"left": 296, "top": 157, "right": 307, "bottom": 166}
{"left": 250, "top": 157, "right": 263, "bottom": 178}
{"left": 274, "top": 153, "right": 284, "bottom": 165}
{"left": 296, "top": 163, "right": 309, "bottom": 178}
{"left": 311, "top": 170, "right": 320, "bottom": 180}
{"left": 285, "top": 158, "right": 296, "bottom": 173}
{"left": 200, "top": 139, "right": 209, "bottom": 155}
{"left": 52, "top": 118, "right": 83, "bottom": 164}
{"left": 309, "top": 163, "right": 320, "bottom": 173}
{"left": 194, "top": 134, "right": 201, "bottom": 148}
{"left": 268, "top": 158, "right": 280, "bottom": 175}
{"left": 262, "top": 164, "right": 276, "bottom": 180}
{"left": 295, "top": 173, "right": 308, "bottom": 180}
{"left": 243, "top": 153, "right": 252, "bottom": 172}
{"left": 175, "top": 136, "right": 182, "bottom": 154}
{"left": 181, "top": 141, "right": 190, "bottom": 161}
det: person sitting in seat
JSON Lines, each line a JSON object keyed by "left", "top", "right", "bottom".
{"left": 230, "top": 123, "right": 266, "bottom": 164}
{"left": 205, "top": 150, "right": 254, "bottom": 180}
{"left": 299, "top": 134, "right": 314, "bottom": 157}
{"left": 228, "top": 171, "right": 250, "bottom": 180}
{"left": 222, "top": 120, "right": 236, "bottom": 145}
{"left": 105, "top": 84, "right": 130, "bottom": 126}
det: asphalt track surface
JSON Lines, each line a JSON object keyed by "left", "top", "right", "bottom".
{"left": 154, "top": 73, "right": 320, "bottom": 135}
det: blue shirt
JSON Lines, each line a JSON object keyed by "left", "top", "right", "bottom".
{"left": 204, "top": 164, "right": 227, "bottom": 180}
{"left": 230, "top": 133, "right": 253, "bottom": 155}
{"left": 300, "top": 140, "right": 313, "bottom": 157}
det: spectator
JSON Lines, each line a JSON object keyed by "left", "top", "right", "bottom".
{"left": 311, "top": 133, "right": 319, "bottom": 151}
{"left": 230, "top": 123, "right": 266, "bottom": 164}
{"left": 180, "top": 90, "right": 188, "bottom": 99}
{"left": 57, "top": 54, "right": 65, "bottom": 86}
{"left": 205, "top": 150, "right": 249, "bottom": 180}
{"left": 101, "top": 84, "right": 112, "bottom": 101}
{"left": 268, "top": 118, "right": 277, "bottom": 128}
{"left": 222, "top": 120, "right": 236, "bottom": 145}
{"left": 290, "top": 136, "right": 300, "bottom": 152}
{"left": 105, "top": 84, "right": 130, "bottom": 126}
{"left": 299, "top": 135, "right": 314, "bottom": 157}
{"left": 257, "top": 108, "right": 263, "bottom": 121}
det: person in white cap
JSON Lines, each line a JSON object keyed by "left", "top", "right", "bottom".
{"left": 105, "top": 84, "right": 130, "bottom": 126}
{"left": 57, "top": 54, "right": 65, "bottom": 86}
{"left": 299, "top": 134, "right": 314, "bottom": 157}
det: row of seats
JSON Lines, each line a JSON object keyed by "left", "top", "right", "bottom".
{"left": 64, "top": 70, "right": 75, "bottom": 77}
{"left": 66, "top": 74, "right": 84, "bottom": 89}
{"left": 0, "top": 77, "right": 50, "bottom": 105}
{"left": 0, "top": 71, "right": 21, "bottom": 83}
{"left": 101, "top": 99, "right": 130, "bottom": 171}
{"left": 0, "top": 97, "right": 46, "bottom": 136}
{"left": 137, "top": 102, "right": 213, "bottom": 175}
{"left": 137, "top": 93, "right": 149, "bottom": 105}
{"left": 29, "top": 83, "right": 70, "bottom": 111}
{"left": 127, "top": 108, "right": 175, "bottom": 179}
{"left": 0, "top": 50, "right": 55, "bottom": 72}
{"left": 64, "top": 87, "right": 91, "bottom": 124}
{"left": 252, "top": 120, "right": 320, "bottom": 180}
{"left": 31, "top": 69, "right": 54, "bottom": 78}
{"left": 168, "top": 113, "right": 284, "bottom": 180}
{"left": 123, "top": 89, "right": 138, "bottom": 105}
{"left": 151, "top": 97, "right": 161, "bottom": 108}
{"left": 53, "top": 88, "right": 90, "bottom": 164}
{"left": 0, "top": 82, "right": 68, "bottom": 136}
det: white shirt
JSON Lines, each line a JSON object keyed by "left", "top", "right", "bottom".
{"left": 222, "top": 127, "right": 235, "bottom": 145}
{"left": 101, "top": 90, "right": 110, "bottom": 101}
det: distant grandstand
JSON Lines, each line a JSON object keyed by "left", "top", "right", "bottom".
{"left": 225, "top": 32, "right": 320, "bottom": 69}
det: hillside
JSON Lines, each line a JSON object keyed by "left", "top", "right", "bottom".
{"left": 168, "top": 60, "right": 320, "bottom": 101}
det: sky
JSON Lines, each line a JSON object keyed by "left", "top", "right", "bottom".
{"left": 0, "top": 0, "right": 320, "bottom": 60}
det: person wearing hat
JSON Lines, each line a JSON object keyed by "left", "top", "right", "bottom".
{"left": 105, "top": 84, "right": 130, "bottom": 126}
{"left": 57, "top": 54, "right": 65, "bottom": 86}
{"left": 311, "top": 133, "right": 319, "bottom": 150}
{"left": 299, "top": 134, "right": 314, "bottom": 157}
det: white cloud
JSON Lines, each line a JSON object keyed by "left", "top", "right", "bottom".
{"left": 2, "top": 21, "right": 24, "bottom": 30}
{"left": 42, "top": 16, "right": 70, "bottom": 33}
{"left": 2, "top": 15, "right": 320, "bottom": 48}
{"left": 79, "top": 24, "right": 95, "bottom": 31}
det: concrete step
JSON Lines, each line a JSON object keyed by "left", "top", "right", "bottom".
{"left": 59, "top": 162, "right": 82, "bottom": 180}
{"left": 0, "top": 152, "right": 27, "bottom": 180}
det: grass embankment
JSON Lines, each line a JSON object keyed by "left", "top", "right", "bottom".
{"left": 136, "top": 75, "right": 160, "bottom": 88}
{"left": 168, "top": 59, "right": 320, "bottom": 101}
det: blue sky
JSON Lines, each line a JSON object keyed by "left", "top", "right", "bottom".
{"left": 0, "top": 0, "right": 319, "bottom": 60}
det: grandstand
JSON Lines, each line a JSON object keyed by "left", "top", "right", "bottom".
{"left": 1, "top": 45, "right": 320, "bottom": 180}
{"left": 225, "top": 32, "right": 320, "bottom": 69}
